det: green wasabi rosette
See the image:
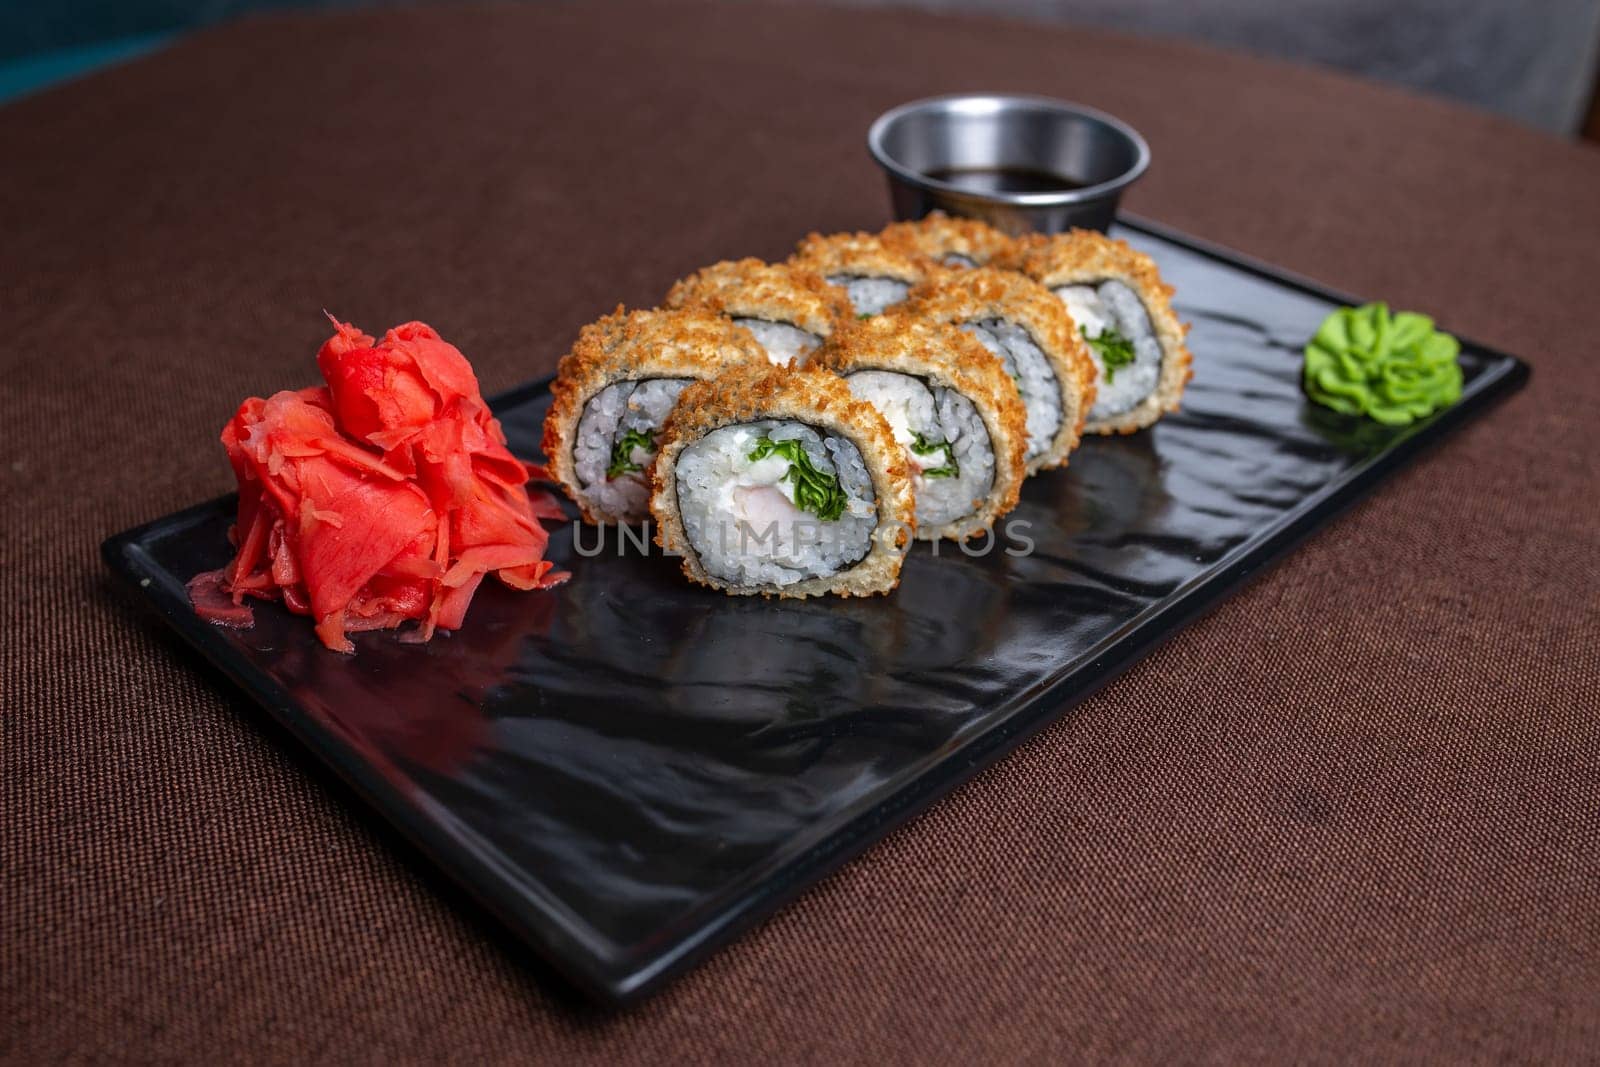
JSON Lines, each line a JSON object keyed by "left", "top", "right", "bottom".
{"left": 1303, "top": 303, "right": 1462, "bottom": 426}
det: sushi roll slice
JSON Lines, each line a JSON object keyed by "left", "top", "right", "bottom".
{"left": 664, "top": 258, "right": 850, "bottom": 367}
{"left": 906, "top": 268, "right": 1096, "bottom": 475}
{"left": 879, "top": 211, "right": 1013, "bottom": 269}
{"left": 650, "top": 365, "right": 914, "bottom": 598}
{"left": 542, "top": 306, "right": 768, "bottom": 524}
{"left": 1000, "top": 230, "right": 1193, "bottom": 434}
{"left": 816, "top": 314, "right": 1026, "bottom": 541}
{"left": 789, "top": 230, "right": 939, "bottom": 316}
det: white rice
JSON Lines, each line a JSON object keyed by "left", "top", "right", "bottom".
{"left": 960, "top": 318, "right": 1062, "bottom": 461}
{"left": 844, "top": 370, "right": 995, "bottom": 529}
{"left": 732, "top": 317, "right": 822, "bottom": 366}
{"left": 825, "top": 274, "right": 911, "bottom": 316}
{"left": 572, "top": 377, "right": 691, "bottom": 521}
{"left": 674, "top": 419, "right": 877, "bottom": 588}
{"left": 1055, "top": 280, "right": 1161, "bottom": 420}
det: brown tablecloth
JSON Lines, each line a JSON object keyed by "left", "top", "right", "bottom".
{"left": 5, "top": 2, "right": 1599, "bottom": 1061}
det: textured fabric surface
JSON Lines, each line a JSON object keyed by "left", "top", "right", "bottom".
{"left": 4, "top": 2, "right": 1599, "bottom": 1062}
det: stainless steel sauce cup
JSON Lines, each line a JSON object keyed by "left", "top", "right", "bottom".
{"left": 867, "top": 94, "right": 1150, "bottom": 234}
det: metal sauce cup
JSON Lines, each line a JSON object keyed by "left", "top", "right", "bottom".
{"left": 868, "top": 94, "right": 1150, "bottom": 234}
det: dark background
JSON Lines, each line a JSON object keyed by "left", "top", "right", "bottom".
{"left": 4, "top": 0, "right": 1600, "bottom": 136}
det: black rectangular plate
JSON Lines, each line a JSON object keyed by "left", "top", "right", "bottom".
{"left": 103, "top": 219, "right": 1527, "bottom": 1004}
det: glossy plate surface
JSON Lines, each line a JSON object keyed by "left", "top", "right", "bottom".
{"left": 103, "top": 220, "right": 1527, "bottom": 1004}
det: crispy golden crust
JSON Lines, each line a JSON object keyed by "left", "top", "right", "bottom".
{"left": 541, "top": 306, "right": 769, "bottom": 524}
{"left": 879, "top": 212, "right": 1014, "bottom": 268}
{"left": 649, "top": 365, "right": 915, "bottom": 599}
{"left": 814, "top": 314, "right": 1027, "bottom": 541}
{"left": 904, "top": 267, "right": 1096, "bottom": 474}
{"left": 662, "top": 258, "right": 851, "bottom": 345}
{"left": 998, "top": 230, "right": 1194, "bottom": 434}
{"left": 789, "top": 230, "right": 942, "bottom": 288}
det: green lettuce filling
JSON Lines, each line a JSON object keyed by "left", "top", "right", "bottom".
{"left": 910, "top": 431, "right": 959, "bottom": 478}
{"left": 1084, "top": 326, "right": 1136, "bottom": 384}
{"left": 748, "top": 437, "right": 849, "bottom": 521}
{"left": 605, "top": 428, "right": 656, "bottom": 480}
{"left": 1303, "top": 303, "right": 1462, "bottom": 425}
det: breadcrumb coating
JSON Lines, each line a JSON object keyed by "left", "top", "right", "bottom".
{"left": 998, "top": 230, "right": 1193, "bottom": 434}
{"left": 542, "top": 306, "right": 769, "bottom": 524}
{"left": 879, "top": 212, "right": 1014, "bottom": 268}
{"left": 815, "top": 314, "right": 1027, "bottom": 541}
{"left": 790, "top": 230, "right": 942, "bottom": 286}
{"left": 649, "top": 364, "right": 915, "bottom": 599}
{"left": 662, "top": 257, "right": 851, "bottom": 342}
{"left": 904, "top": 267, "right": 1096, "bottom": 474}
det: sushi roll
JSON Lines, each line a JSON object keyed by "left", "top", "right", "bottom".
{"left": 664, "top": 258, "right": 850, "bottom": 367}
{"left": 542, "top": 306, "right": 768, "bottom": 524}
{"left": 879, "top": 211, "right": 1013, "bottom": 269}
{"left": 650, "top": 365, "right": 914, "bottom": 598}
{"left": 1000, "top": 230, "right": 1193, "bottom": 434}
{"left": 789, "top": 230, "right": 940, "bottom": 316}
{"left": 906, "top": 268, "right": 1096, "bottom": 475}
{"left": 816, "top": 314, "right": 1026, "bottom": 541}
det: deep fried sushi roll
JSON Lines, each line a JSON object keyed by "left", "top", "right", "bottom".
{"left": 542, "top": 307, "right": 768, "bottom": 524}
{"left": 650, "top": 365, "right": 914, "bottom": 598}
{"left": 879, "top": 211, "right": 1014, "bottom": 269}
{"left": 663, "top": 258, "right": 851, "bottom": 367}
{"left": 906, "top": 268, "right": 1096, "bottom": 474}
{"left": 816, "top": 315, "right": 1026, "bottom": 541}
{"left": 789, "top": 230, "right": 940, "bottom": 316}
{"left": 1000, "top": 230, "right": 1193, "bottom": 434}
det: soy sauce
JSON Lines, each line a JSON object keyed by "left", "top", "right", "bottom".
{"left": 924, "top": 166, "right": 1088, "bottom": 194}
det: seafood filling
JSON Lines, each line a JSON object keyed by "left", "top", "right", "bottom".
{"left": 1054, "top": 280, "right": 1161, "bottom": 420}
{"left": 843, "top": 371, "right": 995, "bottom": 529}
{"left": 573, "top": 378, "right": 691, "bottom": 521}
{"left": 674, "top": 420, "right": 877, "bottom": 587}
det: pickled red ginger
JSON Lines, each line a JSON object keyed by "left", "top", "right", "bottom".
{"left": 189, "top": 318, "right": 567, "bottom": 653}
